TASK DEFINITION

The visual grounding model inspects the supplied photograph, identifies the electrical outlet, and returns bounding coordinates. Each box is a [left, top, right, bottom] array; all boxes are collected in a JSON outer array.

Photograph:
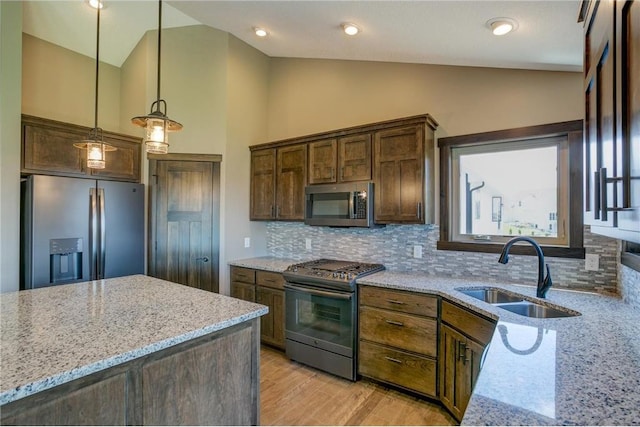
[[413, 245, 423, 259], [585, 253, 599, 271], [244, 237, 250, 248], [305, 238, 312, 250]]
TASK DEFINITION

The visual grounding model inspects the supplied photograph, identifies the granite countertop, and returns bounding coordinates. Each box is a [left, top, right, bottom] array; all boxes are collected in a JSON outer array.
[[229, 255, 301, 272], [231, 257, 640, 426], [0, 274, 268, 406]]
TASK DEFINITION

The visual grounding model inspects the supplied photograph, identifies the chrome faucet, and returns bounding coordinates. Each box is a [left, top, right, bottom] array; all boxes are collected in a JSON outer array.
[[498, 236, 552, 298]]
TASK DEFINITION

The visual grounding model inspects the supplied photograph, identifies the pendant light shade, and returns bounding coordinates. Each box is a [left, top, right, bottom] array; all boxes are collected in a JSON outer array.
[[131, 0, 182, 153], [74, 4, 115, 169]]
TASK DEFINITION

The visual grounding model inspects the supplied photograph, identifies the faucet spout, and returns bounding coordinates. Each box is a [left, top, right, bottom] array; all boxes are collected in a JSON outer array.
[[498, 237, 552, 298]]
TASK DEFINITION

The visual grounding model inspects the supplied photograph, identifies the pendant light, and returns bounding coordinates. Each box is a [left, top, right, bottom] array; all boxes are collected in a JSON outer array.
[[74, 4, 116, 169], [131, 0, 182, 154]]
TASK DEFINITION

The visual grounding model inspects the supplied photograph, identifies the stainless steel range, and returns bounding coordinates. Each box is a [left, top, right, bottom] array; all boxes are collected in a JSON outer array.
[[283, 259, 385, 380]]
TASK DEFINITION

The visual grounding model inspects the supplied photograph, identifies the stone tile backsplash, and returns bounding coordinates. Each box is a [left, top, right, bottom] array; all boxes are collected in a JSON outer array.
[[266, 222, 620, 294]]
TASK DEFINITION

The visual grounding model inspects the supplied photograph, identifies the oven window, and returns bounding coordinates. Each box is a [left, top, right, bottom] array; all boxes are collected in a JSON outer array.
[[286, 287, 354, 348]]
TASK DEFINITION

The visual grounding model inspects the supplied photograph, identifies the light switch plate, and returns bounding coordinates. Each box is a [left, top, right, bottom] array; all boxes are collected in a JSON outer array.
[[244, 237, 251, 248], [585, 253, 599, 271], [305, 238, 312, 250], [413, 245, 423, 259]]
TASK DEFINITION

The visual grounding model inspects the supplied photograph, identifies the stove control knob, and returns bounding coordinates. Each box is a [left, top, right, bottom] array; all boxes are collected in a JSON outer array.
[[347, 273, 353, 280]]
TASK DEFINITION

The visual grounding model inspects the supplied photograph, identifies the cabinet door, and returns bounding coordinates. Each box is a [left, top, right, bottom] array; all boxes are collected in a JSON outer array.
[[616, 0, 640, 238], [439, 324, 485, 422], [256, 286, 285, 349], [90, 135, 141, 182], [338, 133, 372, 182], [309, 139, 337, 184], [276, 144, 307, 220], [231, 282, 256, 302], [374, 126, 424, 223], [584, 0, 617, 227], [22, 119, 86, 177], [250, 148, 276, 220]]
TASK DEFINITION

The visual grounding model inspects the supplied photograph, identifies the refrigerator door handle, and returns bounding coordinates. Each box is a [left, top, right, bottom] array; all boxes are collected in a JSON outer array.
[[90, 188, 98, 280], [98, 187, 106, 280]]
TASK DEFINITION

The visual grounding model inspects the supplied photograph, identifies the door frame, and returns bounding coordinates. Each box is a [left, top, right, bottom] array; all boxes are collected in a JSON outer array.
[[148, 153, 222, 289]]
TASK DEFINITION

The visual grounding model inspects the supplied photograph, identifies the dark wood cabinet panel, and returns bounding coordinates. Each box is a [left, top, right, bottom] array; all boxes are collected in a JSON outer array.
[[231, 281, 256, 302], [374, 125, 426, 223], [1, 373, 127, 426], [581, 0, 640, 243], [309, 138, 337, 184], [256, 286, 285, 349], [276, 144, 307, 220], [250, 148, 277, 220], [21, 115, 142, 182], [142, 326, 254, 426], [339, 133, 372, 182]]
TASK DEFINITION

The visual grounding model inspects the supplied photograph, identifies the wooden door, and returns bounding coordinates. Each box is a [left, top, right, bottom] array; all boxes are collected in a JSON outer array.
[[308, 138, 337, 184], [250, 148, 276, 220], [374, 126, 424, 223], [584, 0, 617, 227], [276, 144, 307, 220], [439, 324, 462, 421], [338, 133, 372, 182], [151, 157, 220, 293]]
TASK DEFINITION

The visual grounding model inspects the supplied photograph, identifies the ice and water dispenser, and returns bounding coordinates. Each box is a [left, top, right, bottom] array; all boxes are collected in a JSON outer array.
[[49, 238, 83, 283]]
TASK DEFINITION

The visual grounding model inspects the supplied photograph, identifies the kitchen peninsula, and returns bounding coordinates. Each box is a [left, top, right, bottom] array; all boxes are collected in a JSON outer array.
[[0, 275, 267, 425]]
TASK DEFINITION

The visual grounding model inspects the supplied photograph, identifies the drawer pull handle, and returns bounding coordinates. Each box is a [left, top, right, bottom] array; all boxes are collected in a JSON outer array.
[[387, 299, 406, 305], [385, 356, 403, 364], [385, 319, 404, 327], [264, 279, 275, 283]]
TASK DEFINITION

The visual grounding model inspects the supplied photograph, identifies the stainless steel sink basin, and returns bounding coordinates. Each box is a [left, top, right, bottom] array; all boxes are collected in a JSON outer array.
[[496, 301, 580, 318], [455, 286, 581, 318], [456, 287, 524, 304]]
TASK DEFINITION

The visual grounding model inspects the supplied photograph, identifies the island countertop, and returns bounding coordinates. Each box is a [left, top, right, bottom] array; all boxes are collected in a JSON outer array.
[[230, 257, 640, 425], [0, 274, 268, 406]]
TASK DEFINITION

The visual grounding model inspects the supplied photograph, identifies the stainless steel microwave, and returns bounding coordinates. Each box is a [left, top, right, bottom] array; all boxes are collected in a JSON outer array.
[[304, 182, 375, 227]]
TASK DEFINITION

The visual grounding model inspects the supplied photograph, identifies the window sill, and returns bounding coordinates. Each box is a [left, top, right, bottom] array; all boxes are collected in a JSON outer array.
[[436, 241, 586, 259]]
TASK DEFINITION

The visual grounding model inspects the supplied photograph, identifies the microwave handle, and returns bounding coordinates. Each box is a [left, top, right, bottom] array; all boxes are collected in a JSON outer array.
[[350, 192, 356, 219]]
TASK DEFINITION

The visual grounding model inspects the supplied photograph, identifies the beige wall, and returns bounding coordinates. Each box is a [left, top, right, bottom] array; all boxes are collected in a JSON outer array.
[[22, 34, 121, 130], [222, 35, 270, 293], [0, 1, 22, 293], [266, 58, 583, 140]]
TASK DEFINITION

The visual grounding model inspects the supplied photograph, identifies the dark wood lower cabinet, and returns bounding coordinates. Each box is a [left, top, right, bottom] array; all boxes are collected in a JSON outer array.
[[256, 286, 285, 349], [0, 320, 259, 426]]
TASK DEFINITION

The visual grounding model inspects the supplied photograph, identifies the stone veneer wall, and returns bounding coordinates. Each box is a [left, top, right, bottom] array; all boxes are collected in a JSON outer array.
[[620, 264, 640, 309], [266, 223, 620, 294]]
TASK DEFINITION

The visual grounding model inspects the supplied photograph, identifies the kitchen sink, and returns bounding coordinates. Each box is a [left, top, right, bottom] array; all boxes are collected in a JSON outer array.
[[456, 287, 524, 304], [496, 301, 580, 318], [455, 286, 581, 318]]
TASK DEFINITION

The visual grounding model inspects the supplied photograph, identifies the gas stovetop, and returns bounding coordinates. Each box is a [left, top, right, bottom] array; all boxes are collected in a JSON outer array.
[[283, 259, 385, 291]]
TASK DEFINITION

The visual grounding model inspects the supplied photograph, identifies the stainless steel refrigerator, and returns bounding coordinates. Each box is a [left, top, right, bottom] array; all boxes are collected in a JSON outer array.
[[21, 175, 145, 289]]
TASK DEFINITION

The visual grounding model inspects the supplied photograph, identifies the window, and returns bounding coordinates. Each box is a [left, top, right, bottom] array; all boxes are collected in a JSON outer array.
[[438, 121, 585, 258]]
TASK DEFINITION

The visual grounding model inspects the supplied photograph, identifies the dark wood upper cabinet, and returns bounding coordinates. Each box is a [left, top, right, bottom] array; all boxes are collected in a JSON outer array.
[[21, 115, 142, 183], [580, 0, 640, 244], [250, 144, 307, 221], [250, 114, 437, 224]]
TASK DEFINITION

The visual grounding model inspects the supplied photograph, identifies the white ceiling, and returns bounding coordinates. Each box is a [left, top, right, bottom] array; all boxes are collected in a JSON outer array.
[[22, 0, 584, 72]]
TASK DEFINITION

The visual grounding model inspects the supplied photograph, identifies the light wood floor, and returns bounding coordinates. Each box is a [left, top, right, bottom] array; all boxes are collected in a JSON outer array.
[[260, 346, 458, 426]]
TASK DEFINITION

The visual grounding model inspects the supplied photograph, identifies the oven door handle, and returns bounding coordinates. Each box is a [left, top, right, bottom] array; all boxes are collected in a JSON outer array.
[[284, 283, 353, 300]]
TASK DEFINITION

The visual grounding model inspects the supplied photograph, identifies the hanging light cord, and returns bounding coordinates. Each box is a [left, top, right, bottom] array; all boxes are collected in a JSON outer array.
[[156, 0, 162, 102], [93, 6, 100, 131]]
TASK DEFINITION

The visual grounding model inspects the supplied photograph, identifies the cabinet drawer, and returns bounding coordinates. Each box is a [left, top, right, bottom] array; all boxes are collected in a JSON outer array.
[[360, 286, 438, 317], [256, 271, 285, 290], [230, 266, 255, 284], [359, 306, 437, 357], [441, 300, 496, 346], [359, 340, 436, 397]]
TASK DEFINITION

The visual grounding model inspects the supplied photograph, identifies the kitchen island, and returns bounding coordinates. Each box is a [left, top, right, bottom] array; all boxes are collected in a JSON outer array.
[[231, 256, 640, 426], [0, 274, 268, 425]]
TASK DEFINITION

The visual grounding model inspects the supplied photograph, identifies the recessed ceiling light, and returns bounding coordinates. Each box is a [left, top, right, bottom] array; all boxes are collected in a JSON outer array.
[[342, 23, 360, 36], [253, 27, 268, 37], [486, 17, 518, 36], [87, 0, 104, 9]]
